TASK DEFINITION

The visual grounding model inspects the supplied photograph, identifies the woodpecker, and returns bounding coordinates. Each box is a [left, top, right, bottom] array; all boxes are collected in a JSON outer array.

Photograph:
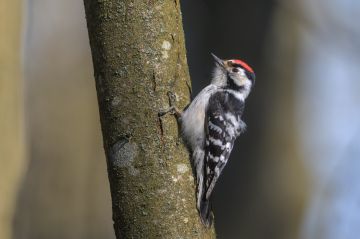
[[160, 53, 255, 227]]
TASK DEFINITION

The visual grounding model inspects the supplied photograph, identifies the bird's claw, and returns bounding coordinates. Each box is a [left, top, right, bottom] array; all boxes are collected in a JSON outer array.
[[158, 91, 182, 118], [167, 91, 177, 107], [158, 106, 181, 118]]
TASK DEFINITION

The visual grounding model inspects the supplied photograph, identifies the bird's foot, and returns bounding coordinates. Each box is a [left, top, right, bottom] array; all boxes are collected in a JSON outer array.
[[158, 91, 182, 118], [158, 106, 182, 118]]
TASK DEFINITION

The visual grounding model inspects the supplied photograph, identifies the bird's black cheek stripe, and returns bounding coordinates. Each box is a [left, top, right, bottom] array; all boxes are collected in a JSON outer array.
[[226, 74, 244, 91], [245, 72, 256, 84]]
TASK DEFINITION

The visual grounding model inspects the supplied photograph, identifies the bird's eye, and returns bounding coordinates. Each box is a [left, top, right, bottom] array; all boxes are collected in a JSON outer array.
[[232, 68, 239, 73]]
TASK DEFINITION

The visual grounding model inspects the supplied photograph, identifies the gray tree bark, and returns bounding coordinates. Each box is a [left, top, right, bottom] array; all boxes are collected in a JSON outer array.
[[83, 0, 216, 238]]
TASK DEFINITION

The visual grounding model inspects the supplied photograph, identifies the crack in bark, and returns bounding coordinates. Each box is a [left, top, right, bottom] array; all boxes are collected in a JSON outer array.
[[152, 70, 157, 92], [157, 117, 165, 145]]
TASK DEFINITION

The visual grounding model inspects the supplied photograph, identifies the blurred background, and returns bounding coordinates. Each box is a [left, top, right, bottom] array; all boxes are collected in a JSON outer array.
[[1, 0, 360, 238]]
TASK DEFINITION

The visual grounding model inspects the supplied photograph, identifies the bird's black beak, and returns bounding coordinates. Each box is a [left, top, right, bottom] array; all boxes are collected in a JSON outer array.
[[211, 53, 225, 68]]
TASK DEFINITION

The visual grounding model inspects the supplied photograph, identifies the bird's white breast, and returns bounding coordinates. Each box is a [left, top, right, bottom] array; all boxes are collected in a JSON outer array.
[[181, 84, 218, 150]]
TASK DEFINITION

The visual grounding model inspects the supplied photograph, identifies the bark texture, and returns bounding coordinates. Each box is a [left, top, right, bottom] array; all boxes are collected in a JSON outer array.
[[0, 1, 26, 239], [83, 0, 216, 238]]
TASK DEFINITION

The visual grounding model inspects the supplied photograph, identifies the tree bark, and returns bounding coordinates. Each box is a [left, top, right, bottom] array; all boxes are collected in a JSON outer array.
[[83, 0, 215, 238], [0, 1, 26, 239]]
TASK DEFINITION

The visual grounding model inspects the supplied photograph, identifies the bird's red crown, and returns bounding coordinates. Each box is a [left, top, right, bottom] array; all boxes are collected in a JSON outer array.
[[231, 59, 254, 73]]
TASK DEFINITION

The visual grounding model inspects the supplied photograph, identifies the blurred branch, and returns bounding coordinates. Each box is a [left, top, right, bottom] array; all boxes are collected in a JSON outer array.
[[83, 0, 215, 238], [0, 1, 26, 239]]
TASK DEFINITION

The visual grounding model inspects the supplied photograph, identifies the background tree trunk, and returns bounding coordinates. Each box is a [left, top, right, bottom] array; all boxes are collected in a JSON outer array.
[[83, 0, 215, 238], [0, 1, 26, 239], [13, 1, 115, 238]]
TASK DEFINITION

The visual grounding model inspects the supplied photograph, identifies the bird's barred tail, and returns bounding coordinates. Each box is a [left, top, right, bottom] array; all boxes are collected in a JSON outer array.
[[192, 147, 213, 227], [200, 198, 213, 227]]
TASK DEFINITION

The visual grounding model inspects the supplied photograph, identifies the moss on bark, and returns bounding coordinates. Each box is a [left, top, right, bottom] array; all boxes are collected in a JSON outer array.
[[83, 0, 216, 238]]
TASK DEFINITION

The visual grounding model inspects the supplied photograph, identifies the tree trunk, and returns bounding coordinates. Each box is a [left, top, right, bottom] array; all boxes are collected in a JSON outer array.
[[83, 0, 216, 238], [0, 1, 26, 239]]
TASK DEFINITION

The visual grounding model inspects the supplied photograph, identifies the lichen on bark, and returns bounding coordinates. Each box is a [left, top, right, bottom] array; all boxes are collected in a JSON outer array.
[[83, 0, 216, 238]]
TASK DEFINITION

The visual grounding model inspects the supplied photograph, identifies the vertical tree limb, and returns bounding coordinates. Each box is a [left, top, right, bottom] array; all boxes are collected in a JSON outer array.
[[83, 0, 216, 237], [0, 1, 26, 239]]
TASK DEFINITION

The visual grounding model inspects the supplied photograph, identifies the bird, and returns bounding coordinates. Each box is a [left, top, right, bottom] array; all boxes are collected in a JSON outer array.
[[160, 53, 255, 227]]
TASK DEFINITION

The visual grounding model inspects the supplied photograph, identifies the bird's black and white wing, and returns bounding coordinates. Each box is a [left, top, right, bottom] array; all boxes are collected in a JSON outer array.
[[199, 91, 245, 226]]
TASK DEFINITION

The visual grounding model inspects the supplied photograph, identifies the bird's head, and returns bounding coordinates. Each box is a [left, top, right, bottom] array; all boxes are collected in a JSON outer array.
[[211, 53, 255, 92]]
